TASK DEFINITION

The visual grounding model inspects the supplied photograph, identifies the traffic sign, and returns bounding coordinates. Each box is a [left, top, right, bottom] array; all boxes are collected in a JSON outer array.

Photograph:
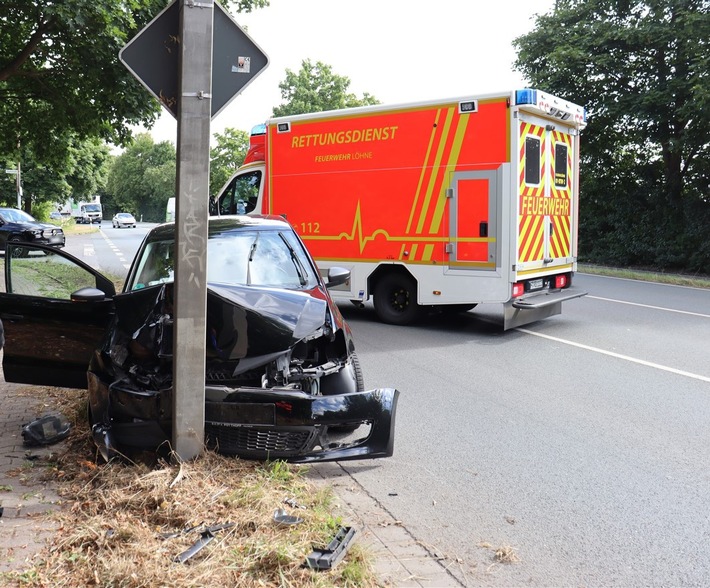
[[119, 0, 268, 119]]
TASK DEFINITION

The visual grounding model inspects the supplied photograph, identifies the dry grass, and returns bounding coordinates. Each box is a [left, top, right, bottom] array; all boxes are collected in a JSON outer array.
[[493, 545, 519, 564], [3, 388, 377, 588]]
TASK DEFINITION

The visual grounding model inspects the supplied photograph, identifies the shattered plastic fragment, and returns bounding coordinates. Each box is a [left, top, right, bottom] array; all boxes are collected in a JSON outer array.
[[273, 508, 304, 526]]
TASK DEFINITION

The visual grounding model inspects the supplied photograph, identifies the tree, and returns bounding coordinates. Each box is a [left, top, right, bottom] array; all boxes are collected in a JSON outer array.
[[105, 133, 175, 222], [0, 136, 110, 216], [0, 0, 268, 217], [513, 0, 710, 272], [272, 59, 379, 117], [0, 1, 268, 155], [209, 128, 250, 196]]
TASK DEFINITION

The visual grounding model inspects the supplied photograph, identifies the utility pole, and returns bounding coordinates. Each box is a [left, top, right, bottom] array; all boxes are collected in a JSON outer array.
[[172, 0, 213, 460]]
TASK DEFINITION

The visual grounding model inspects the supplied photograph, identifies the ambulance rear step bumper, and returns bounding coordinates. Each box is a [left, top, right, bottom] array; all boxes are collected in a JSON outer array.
[[512, 287, 587, 310], [504, 287, 587, 330]]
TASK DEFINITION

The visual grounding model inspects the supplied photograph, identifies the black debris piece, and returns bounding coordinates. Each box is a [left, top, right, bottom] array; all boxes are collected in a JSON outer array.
[[21, 413, 71, 446], [305, 526, 356, 570]]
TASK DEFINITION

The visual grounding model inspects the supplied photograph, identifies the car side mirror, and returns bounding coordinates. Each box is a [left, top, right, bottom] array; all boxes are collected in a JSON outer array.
[[326, 267, 350, 289], [71, 287, 109, 302]]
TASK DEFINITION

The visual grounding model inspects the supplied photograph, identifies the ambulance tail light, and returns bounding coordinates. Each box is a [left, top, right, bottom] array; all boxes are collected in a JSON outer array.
[[512, 282, 525, 298], [554, 273, 571, 289]]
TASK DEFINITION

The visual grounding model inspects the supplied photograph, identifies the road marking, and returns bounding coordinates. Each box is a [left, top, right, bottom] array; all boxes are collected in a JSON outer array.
[[100, 229, 132, 269], [587, 295, 710, 319], [518, 329, 710, 384]]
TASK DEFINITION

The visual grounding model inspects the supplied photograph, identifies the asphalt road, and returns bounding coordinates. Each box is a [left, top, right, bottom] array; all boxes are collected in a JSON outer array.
[[330, 275, 710, 587], [66, 228, 710, 586], [64, 222, 153, 279]]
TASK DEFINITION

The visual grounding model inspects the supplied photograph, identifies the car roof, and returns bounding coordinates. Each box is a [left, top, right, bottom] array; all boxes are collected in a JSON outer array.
[[146, 215, 293, 242]]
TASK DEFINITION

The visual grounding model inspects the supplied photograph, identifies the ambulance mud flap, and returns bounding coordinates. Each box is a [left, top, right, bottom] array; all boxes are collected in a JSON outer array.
[[504, 287, 587, 330]]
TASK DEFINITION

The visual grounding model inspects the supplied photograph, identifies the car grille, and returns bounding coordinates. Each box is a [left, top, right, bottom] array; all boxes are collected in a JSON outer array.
[[205, 423, 317, 456]]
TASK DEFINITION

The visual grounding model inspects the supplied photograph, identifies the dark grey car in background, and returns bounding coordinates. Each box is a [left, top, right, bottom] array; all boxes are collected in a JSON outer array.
[[0, 207, 65, 255]]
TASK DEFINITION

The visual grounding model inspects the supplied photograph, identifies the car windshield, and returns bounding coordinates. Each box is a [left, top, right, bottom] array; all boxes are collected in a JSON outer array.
[[1, 209, 36, 223], [129, 229, 316, 290], [117, 214, 132, 218], [83, 204, 100, 212]]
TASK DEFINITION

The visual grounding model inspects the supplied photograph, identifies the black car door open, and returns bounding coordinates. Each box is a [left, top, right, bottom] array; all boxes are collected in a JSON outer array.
[[0, 243, 116, 389]]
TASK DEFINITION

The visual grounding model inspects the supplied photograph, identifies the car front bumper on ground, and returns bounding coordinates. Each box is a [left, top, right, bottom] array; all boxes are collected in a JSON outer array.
[[89, 376, 399, 463]]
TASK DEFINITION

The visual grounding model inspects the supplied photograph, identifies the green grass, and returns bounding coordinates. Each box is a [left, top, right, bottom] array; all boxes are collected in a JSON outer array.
[[578, 264, 710, 289]]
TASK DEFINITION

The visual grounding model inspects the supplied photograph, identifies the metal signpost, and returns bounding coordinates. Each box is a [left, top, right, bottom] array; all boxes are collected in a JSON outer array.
[[120, 0, 268, 460]]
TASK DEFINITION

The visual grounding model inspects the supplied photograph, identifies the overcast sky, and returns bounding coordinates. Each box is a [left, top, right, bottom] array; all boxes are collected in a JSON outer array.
[[142, 0, 556, 144]]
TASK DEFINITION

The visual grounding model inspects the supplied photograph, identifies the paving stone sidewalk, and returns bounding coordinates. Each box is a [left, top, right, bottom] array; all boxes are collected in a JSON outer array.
[[0, 381, 65, 575]]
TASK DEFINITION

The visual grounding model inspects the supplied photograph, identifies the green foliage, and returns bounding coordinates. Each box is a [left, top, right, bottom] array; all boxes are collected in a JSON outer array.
[[105, 133, 176, 222], [0, 1, 268, 157], [0, 0, 268, 218], [0, 136, 110, 214], [210, 127, 250, 196], [272, 59, 380, 117], [513, 0, 710, 272]]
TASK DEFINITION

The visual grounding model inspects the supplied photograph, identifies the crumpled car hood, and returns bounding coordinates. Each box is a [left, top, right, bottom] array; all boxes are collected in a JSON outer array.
[[113, 283, 329, 360]]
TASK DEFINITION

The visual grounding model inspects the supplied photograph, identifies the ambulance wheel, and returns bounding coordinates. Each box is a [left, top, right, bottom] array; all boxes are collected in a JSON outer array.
[[374, 273, 422, 325]]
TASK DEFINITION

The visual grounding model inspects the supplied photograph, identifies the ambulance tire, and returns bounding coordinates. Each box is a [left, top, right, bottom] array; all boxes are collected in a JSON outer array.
[[373, 273, 422, 325]]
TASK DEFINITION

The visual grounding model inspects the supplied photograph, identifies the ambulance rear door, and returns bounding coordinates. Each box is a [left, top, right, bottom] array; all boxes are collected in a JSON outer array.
[[516, 113, 579, 273]]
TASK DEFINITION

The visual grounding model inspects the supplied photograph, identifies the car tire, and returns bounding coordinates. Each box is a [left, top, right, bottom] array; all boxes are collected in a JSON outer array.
[[373, 273, 422, 325], [8, 236, 28, 258], [325, 352, 365, 434]]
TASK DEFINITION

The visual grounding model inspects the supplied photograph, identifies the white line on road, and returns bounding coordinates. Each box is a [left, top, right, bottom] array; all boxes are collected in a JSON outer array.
[[518, 328, 710, 384], [587, 295, 710, 319], [100, 229, 132, 269]]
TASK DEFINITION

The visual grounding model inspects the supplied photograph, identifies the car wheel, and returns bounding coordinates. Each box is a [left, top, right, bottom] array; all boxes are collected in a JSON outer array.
[[373, 273, 422, 325], [8, 236, 28, 258], [325, 352, 365, 434]]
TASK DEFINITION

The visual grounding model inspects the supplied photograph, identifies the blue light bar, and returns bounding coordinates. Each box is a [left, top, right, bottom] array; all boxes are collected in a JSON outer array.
[[515, 89, 587, 126], [250, 123, 267, 136], [515, 89, 537, 105]]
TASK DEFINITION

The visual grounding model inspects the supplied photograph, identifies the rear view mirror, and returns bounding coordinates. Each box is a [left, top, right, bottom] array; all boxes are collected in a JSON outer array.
[[326, 267, 350, 289]]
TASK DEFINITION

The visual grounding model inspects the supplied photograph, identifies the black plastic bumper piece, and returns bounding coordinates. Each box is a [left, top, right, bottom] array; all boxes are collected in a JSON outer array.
[[305, 526, 356, 570]]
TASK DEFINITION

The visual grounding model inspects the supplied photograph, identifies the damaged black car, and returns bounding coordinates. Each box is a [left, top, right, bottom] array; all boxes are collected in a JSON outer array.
[[0, 215, 398, 463]]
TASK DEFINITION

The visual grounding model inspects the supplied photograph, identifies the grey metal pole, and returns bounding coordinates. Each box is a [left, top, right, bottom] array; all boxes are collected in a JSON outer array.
[[16, 161, 21, 210], [172, 0, 213, 460]]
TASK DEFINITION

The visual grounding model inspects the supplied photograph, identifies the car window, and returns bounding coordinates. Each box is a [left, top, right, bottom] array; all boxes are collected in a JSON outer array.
[[129, 229, 316, 291], [132, 240, 174, 289], [3, 249, 99, 299], [1, 209, 35, 223]]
